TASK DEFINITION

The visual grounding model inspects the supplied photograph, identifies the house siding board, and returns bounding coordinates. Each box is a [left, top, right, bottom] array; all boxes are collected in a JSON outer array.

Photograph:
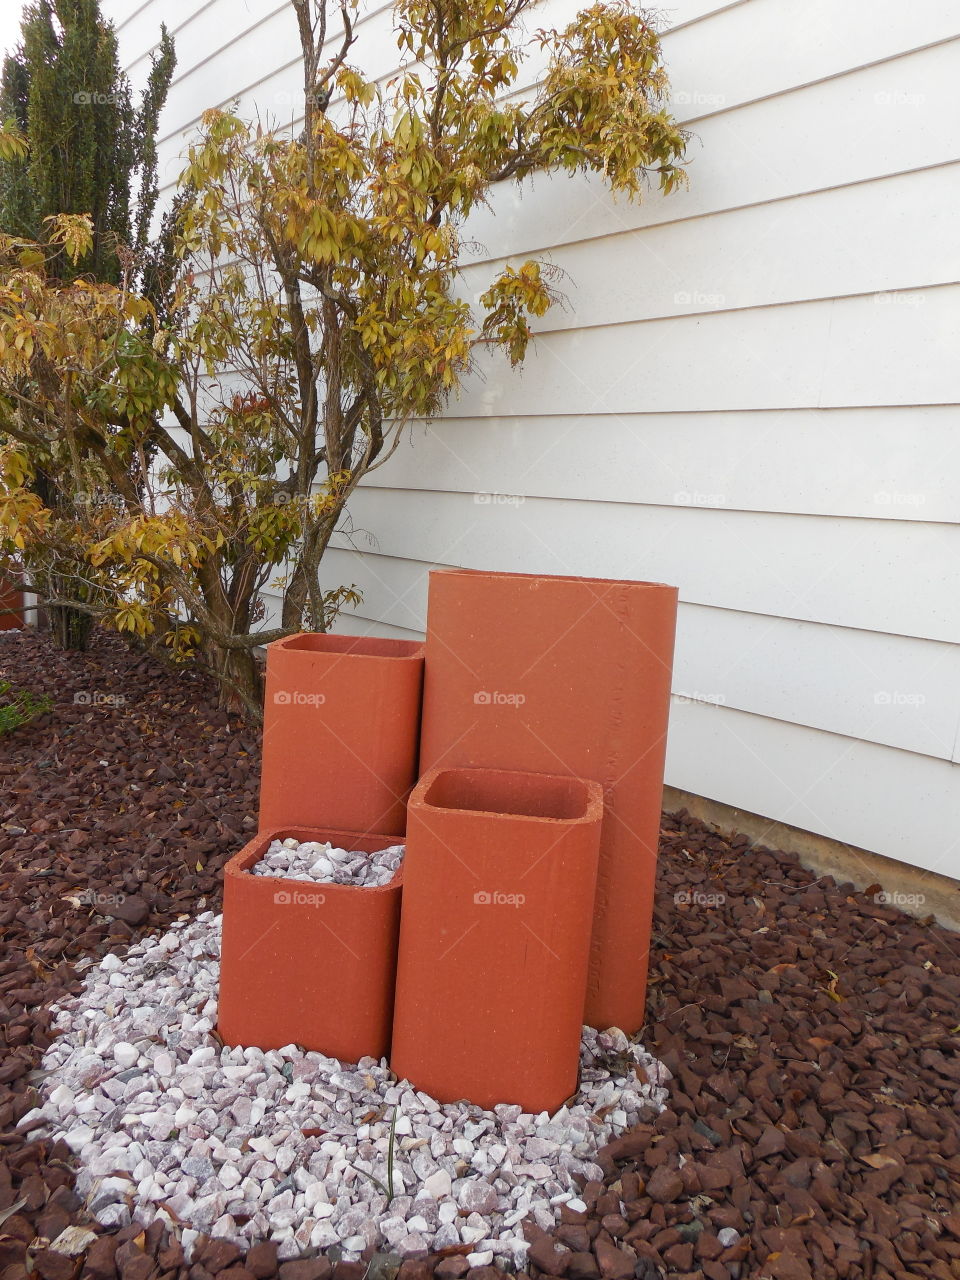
[[103, 0, 960, 878]]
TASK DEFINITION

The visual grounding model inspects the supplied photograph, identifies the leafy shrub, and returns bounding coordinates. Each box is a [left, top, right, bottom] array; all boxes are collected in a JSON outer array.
[[0, 678, 51, 734]]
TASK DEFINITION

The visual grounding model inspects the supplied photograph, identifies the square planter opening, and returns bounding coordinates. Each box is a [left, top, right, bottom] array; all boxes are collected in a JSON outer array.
[[219, 825, 403, 1063], [420, 767, 594, 821], [280, 634, 418, 658]]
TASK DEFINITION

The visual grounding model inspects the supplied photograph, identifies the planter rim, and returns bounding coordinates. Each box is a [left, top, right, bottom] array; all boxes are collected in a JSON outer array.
[[431, 567, 677, 593], [225, 826, 403, 895], [414, 765, 604, 826], [269, 632, 424, 660]]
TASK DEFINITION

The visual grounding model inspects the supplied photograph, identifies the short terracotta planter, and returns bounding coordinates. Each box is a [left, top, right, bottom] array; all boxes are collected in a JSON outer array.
[[391, 765, 603, 1113], [418, 568, 678, 1032], [218, 826, 403, 1062], [259, 633, 424, 836]]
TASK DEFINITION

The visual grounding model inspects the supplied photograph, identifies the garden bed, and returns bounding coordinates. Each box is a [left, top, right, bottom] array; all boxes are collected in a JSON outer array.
[[1, 629, 959, 1280]]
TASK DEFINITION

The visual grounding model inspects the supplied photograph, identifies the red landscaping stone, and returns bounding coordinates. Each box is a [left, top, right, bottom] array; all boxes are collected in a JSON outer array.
[[591, 1237, 634, 1280], [527, 1238, 570, 1275], [645, 1165, 684, 1204], [565, 1254, 599, 1280], [278, 1263, 332, 1280], [243, 1245, 278, 1279], [433, 1261, 469, 1280]]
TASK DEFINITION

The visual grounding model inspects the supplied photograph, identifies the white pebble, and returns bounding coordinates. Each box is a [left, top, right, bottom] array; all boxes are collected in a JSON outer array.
[[112, 1043, 138, 1070], [21, 913, 668, 1262]]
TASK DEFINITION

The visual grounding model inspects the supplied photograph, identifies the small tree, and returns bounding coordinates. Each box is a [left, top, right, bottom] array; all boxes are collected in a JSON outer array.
[[0, 0, 686, 720], [0, 0, 174, 649]]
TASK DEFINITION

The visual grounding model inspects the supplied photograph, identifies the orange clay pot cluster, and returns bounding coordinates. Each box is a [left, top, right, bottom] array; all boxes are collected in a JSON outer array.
[[218, 572, 677, 1113]]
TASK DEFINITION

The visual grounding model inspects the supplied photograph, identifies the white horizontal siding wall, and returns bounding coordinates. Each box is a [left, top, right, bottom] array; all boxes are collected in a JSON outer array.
[[105, 0, 960, 881]]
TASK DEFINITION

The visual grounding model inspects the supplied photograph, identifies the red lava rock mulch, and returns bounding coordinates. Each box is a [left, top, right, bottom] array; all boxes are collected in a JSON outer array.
[[2, 627, 960, 1280]]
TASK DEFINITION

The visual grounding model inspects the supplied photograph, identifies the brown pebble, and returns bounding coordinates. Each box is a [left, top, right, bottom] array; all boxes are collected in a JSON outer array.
[[527, 1238, 570, 1276], [84, 1237, 120, 1280], [31, 1251, 76, 1280], [592, 1239, 634, 1280], [196, 1243, 243, 1275], [332, 1266, 365, 1280], [278, 1265, 331, 1280], [121, 1257, 156, 1280], [557, 1227, 591, 1253], [395, 1264, 432, 1280], [243, 1247, 278, 1280], [566, 1254, 599, 1280], [433, 1261, 468, 1280], [645, 1165, 684, 1205]]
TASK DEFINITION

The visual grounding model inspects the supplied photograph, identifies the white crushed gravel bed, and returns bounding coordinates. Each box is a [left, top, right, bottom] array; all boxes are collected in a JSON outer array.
[[250, 838, 404, 888], [21, 913, 670, 1266]]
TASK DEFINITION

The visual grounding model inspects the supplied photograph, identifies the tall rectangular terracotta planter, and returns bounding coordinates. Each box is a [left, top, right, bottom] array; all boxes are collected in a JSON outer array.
[[391, 765, 604, 1113], [259, 633, 424, 836], [417, 568, 678, 1032], [218, 826, 402, 1062]]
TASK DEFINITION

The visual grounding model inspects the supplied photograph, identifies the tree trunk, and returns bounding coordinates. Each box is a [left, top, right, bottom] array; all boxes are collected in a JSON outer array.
[[49, 602, 95, 651], [214, 642, 265, 724], [31, 468, 95, 651]]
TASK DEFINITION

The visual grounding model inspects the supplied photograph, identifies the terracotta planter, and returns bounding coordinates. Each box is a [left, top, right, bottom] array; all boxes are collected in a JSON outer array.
[[0, 573, 23, 630], [218, 826, 402, 1062], [391, 765, 603, 1113], [259, 633, 424, 836], [418, 568, 678, 1032]]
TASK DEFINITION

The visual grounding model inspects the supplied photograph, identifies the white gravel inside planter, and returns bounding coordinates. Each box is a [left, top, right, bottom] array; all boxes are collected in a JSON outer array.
[[22, 913, 669, 1267], [250, 838, 404, 888]]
